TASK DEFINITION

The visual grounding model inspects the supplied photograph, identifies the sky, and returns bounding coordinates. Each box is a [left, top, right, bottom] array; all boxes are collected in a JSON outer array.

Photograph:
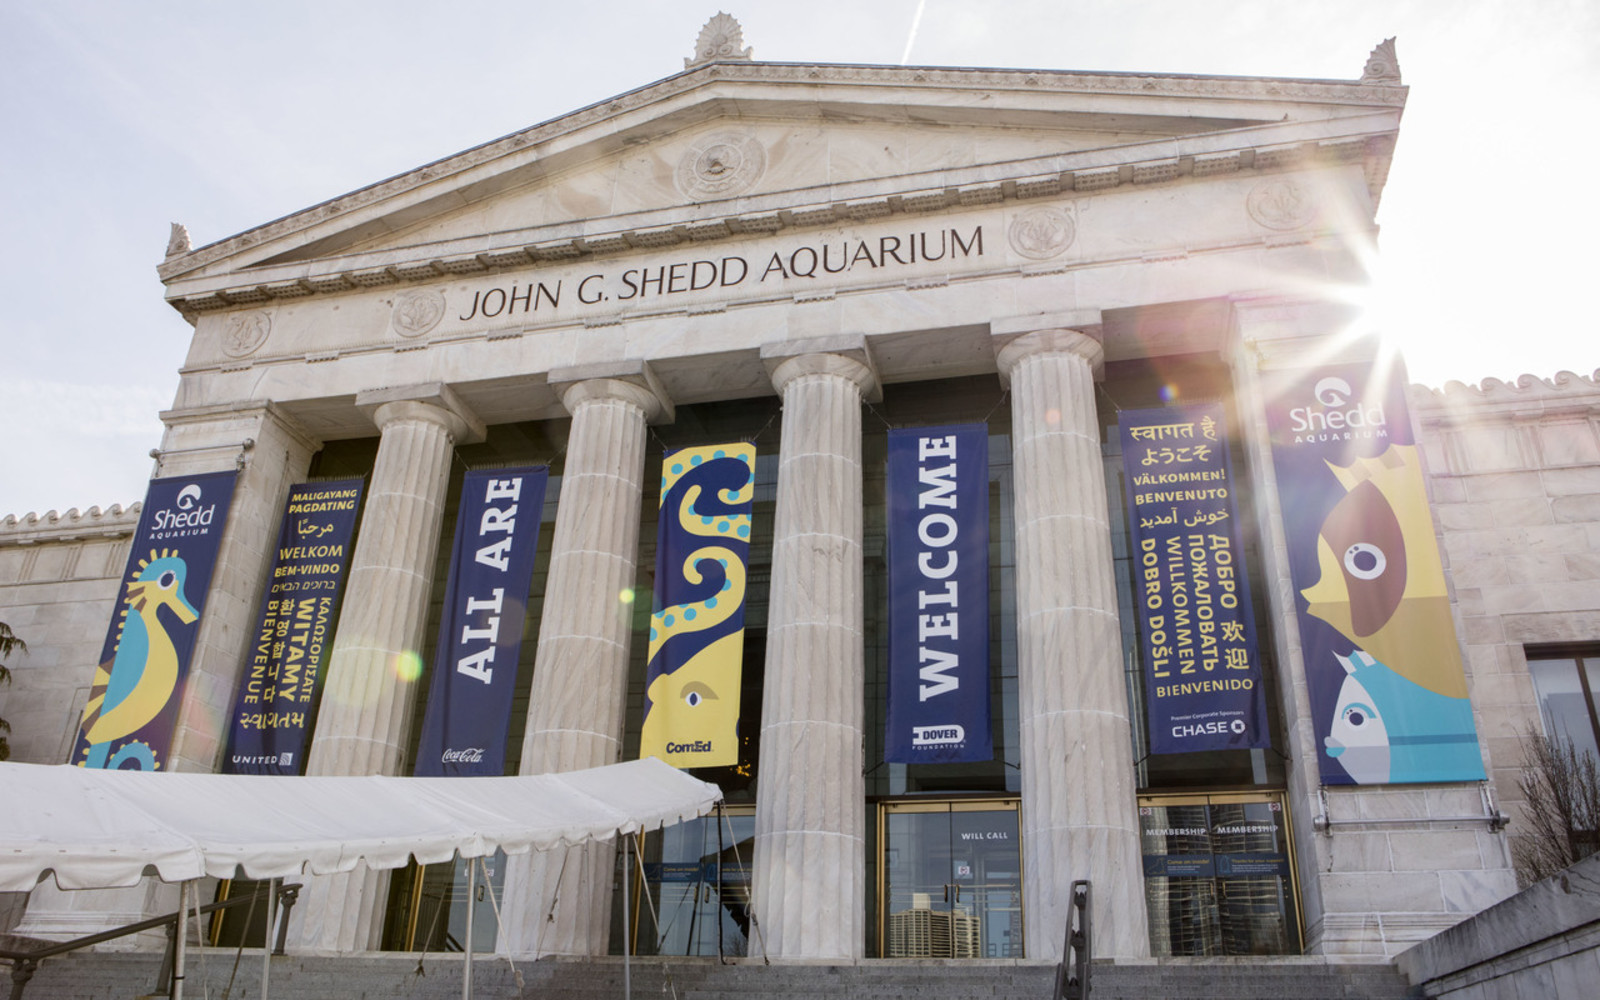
[[2, 0, 1595, 518]]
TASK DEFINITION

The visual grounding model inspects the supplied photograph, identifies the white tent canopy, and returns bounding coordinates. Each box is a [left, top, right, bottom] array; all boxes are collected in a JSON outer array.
[[0, 757, 721, 892]]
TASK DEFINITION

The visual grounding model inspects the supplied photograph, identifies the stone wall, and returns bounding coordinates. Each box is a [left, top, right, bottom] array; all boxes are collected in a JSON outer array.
[[0, 504, 139, 766], [1413, 369, 1600, 879]]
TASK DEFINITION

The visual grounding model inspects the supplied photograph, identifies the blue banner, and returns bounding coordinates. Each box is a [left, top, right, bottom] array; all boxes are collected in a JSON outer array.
[[1119, 405, 1269, 754], [415, 468, 548, 776], [640, 444, 755, 768], [1266, 361, 1484, 785], [885, 424, 992, 764], [222, 479, 364, 775], [73, 471, 238, 770]]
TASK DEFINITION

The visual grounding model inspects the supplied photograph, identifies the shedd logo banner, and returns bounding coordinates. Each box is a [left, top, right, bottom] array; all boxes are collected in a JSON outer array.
[[1266, 361, 1484, 786], [1119, 404, 1268, 755], [640, 443, 755, 769], [222, 478, 364, 775], [73, 471, 237, 770], [885, 424, 992, 764], [416, 468, 548, 776]]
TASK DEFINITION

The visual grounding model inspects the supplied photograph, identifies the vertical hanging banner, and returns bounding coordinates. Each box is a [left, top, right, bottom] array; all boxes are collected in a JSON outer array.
[[415, 467, 549, 776], [221, 479, 364, 775], [1119, 405, 1269, 754], [885, 424, 992, 764], [640, 444, 755, 768], [73, 471, 238, 770], [1266, 361, 1484, 785]]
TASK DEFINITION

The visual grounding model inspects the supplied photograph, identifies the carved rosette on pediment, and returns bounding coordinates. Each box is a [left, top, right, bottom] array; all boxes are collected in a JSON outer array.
[[1007, 206, 1076, 260], [220, 310, 271, 358], [685, 12, 753, 69], [676, 131, 766, 201], [391, 289, 447, 338], [1246, 177, 1317, 231]]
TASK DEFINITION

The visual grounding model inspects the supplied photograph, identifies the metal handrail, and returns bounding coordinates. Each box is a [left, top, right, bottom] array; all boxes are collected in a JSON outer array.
[[1053, 880, 1091, 1000], [2, 882, 298, 1000]]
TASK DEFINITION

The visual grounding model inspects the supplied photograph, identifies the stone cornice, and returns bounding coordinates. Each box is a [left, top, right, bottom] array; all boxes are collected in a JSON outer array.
[[158, 59, 1403, 318], [1409, 369, 1600, 424], [0, 502, 142, 545]]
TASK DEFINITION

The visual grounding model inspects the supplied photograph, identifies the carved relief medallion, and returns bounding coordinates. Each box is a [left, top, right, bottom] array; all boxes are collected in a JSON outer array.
[[392, 289, 446, 338], [1247, 178, 1316, 231], [677, 131, 766, 200], [220, 311, 271, 358], [1007, 206, 1076, 260]]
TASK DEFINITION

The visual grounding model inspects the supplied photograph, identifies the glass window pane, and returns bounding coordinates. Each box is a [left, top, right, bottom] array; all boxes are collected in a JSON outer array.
[[1529, 658, 1600, 763]]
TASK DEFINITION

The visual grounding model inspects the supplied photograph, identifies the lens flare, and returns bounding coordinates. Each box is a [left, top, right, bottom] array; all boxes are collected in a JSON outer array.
[[619, 588, 636, 605], [393, 650, 424, 682]]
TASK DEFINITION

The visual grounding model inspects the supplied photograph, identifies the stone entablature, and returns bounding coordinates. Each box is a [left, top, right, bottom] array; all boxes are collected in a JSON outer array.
[[0, 503, 142, 545]]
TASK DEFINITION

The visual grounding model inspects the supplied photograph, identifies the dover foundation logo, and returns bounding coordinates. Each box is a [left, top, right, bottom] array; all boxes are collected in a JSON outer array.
[[911, 724, 966, 747]]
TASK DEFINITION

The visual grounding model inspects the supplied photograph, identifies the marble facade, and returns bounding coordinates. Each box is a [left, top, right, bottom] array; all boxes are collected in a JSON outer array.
[[3, 22, 1593, 963]]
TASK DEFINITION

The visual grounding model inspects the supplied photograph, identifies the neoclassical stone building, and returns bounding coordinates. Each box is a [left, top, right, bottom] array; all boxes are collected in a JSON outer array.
[[3, 19, 1598, 965]]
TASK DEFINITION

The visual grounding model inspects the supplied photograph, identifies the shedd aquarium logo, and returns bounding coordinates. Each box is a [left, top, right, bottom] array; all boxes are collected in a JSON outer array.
[[151, 482, 221, 540], [1286, 376, 1388, 444]]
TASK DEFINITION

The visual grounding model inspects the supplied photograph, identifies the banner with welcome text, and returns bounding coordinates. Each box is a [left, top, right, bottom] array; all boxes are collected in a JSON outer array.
[[885, 424, 992, 764], [222, 478, 363, 775], [1119, 404, 1268, 755]]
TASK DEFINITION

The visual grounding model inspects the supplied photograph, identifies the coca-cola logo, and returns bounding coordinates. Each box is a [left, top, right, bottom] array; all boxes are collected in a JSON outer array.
[[441, 747, 486, 764]]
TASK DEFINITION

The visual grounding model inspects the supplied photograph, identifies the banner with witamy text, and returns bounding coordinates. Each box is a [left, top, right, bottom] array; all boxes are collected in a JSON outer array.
[[73, 471, 238, 770], [885, 424, 992, 764], [1265, 361, 1484, 785], [1119, 405, 1268, 754], [415, 467, 549, 776], [222, 479, 364, 775], [640, 444, 755, 768]]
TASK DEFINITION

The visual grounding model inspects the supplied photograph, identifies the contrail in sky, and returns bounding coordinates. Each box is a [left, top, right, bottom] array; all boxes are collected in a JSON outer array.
[[900, 0, 926, 65]]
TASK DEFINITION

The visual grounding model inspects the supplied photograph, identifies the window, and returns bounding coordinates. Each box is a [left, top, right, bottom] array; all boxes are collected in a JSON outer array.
[[1527, 651, 1600, 763]]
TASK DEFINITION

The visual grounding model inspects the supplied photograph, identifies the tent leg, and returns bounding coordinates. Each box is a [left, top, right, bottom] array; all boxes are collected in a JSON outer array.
[[173, 881, 189, 1000], [262, 878, 277, 1000], [622, 836, 631, 1000], [463, 856, 476, 1000]]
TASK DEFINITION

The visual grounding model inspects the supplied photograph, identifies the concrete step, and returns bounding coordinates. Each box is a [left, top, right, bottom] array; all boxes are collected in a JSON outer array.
[[10, 952, 1423, 1000]]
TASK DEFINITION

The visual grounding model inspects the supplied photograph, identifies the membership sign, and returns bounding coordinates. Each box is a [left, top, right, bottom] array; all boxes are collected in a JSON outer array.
[[1119, 405, 1268, 754]]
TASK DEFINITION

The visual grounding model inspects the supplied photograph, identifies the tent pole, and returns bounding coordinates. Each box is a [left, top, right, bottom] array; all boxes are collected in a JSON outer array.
[[173, 881, 189, 1000], [263, 878, 277, 1000], [622, 834, 631, 1000], [463, 856, 476, 1000]]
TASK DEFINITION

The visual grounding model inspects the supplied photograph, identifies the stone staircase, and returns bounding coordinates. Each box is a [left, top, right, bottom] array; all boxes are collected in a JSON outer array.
[[11, 952, 1424, 1000]]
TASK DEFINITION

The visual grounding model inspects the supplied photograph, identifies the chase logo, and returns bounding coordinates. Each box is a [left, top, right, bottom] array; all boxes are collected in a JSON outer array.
[[1172, 719, 1247, 739], [912, 724, 965, 746]]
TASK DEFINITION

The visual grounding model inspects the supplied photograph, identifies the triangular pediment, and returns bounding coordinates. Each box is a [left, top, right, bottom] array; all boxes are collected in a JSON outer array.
[[160, 60, 1405, 312]]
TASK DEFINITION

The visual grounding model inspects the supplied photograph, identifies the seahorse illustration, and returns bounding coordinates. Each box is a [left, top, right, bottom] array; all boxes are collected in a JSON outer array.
[[641, 445, 754, 766], [1302, 445, 1483, 783], [78, 549, 198, 770]]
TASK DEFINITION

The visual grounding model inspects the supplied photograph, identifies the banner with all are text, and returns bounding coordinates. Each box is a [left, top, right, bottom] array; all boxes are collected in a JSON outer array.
[[1119, 405, 1268, 755], [415, 467, 548, 776], [74, 471, 238, 770], [885, 424, 992, 764], [222, 479, 363, 775]]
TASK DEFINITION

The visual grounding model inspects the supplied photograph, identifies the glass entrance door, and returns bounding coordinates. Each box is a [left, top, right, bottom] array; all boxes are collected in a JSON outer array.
[[879, 800, 1022, 958], [631, 806, 754, 957], [1139, 791, 1301, 955]]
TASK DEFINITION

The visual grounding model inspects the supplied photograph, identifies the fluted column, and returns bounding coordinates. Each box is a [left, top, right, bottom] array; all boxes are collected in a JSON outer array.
[[499, 369, 669, 957], [750, 343, 878, 960], [996, 322, 1150, 959], [291, 384, 482, 954]]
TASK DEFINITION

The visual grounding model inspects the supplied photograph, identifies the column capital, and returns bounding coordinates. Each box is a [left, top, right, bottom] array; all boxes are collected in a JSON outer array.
[[550, 360, 674, 424], [761, 335, 880, 399], [994, 327, 1104, 387], [355, 382, 485, 444]]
